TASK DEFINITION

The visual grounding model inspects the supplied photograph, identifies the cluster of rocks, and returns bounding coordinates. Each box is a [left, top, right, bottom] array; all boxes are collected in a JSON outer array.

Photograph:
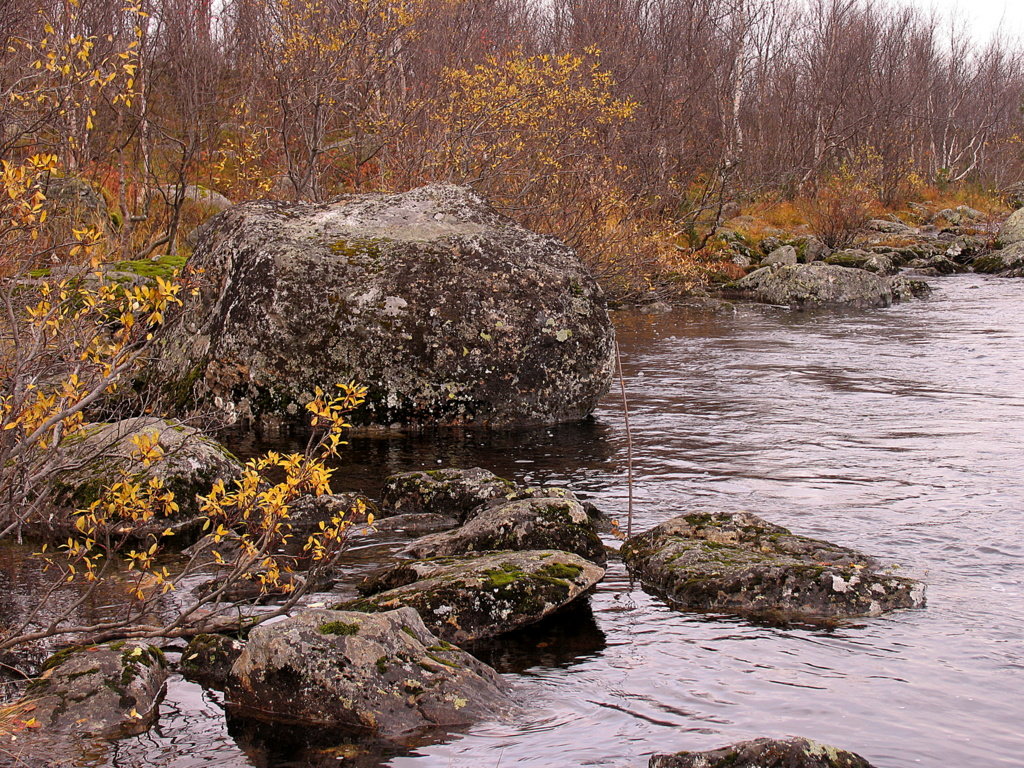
[[8, 463, 924, 767]]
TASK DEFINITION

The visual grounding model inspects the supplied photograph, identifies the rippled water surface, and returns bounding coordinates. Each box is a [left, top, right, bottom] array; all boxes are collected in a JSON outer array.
[[104, 275, 1024, 766]]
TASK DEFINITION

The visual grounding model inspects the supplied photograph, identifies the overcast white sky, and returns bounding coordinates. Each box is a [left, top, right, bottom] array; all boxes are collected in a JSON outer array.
[[903, 0, 1024, 42]]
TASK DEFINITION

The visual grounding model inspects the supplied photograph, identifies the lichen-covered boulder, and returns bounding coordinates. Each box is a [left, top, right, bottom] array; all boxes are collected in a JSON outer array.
[[972, 242, 1024, 275], [649, 737, 876, 768], [20, 642, 168, 740], [39, 417, 241, 540], [403, 496, 606, 565], [998, 206, 1024, 246], [343, 550, 604, 644], [225, 608, 510, 739], [621, 512, 925, 621], [181, 633, 245, 691], [727, 263, 927, 308], [150, 184, 615, 429], [381, 468, 517, 520]]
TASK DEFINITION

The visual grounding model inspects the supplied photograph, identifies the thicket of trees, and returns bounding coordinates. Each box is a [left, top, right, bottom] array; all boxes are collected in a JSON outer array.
[[2, 0, 1024, 290]]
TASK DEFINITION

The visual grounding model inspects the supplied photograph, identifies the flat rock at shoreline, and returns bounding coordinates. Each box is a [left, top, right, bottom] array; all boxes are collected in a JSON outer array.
[[342, 549, 605, 644], [621, 512, 925, 622]]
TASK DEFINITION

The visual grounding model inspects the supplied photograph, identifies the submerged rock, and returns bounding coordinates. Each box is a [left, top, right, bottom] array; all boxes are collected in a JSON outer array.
[[620, 512, 925, 621], [403, 496, 606, 565], [344, 550, 604, 644], [20, 642, 168, 740], [150, 184, 615, 429], [226, 607, 510, 739], [649, 737, 876, 768], [39, 417, 241, 540], [726, 263, 927, 308]]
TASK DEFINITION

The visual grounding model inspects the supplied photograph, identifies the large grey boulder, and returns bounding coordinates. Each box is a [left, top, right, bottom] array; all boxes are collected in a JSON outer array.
[[151, 184, 615, 429], [727, 263, 927, 308], [39, 417, 241, 540], [621, 512, 925, 621], [19, 642, 167, 740], [403, 496, 606, 565], [226, 607, 510, 738], [650, 737, 876, 768], [343, 550, 604, 644]]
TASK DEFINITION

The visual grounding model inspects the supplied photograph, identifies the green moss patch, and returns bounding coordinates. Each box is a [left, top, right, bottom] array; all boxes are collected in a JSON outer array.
[[319, 621, 360, 636]]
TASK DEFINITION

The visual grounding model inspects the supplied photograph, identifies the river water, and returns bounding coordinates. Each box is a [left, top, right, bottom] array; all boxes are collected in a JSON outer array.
[[60, 274, 1024, 766]]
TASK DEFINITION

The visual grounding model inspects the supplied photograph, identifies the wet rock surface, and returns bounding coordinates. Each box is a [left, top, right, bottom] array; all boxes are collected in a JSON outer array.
[[403, 496, 606, 564], [225, 607, 511, 739], [343, 550, 604, 644], [150, 184, 615, 429], [649, 737, 876, 768], [621, 512, 925, 621], [726, 263, 928, 308]]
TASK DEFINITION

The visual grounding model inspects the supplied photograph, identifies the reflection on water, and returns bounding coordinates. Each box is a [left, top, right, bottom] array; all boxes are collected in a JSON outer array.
[[12, 274, 1024, 767]]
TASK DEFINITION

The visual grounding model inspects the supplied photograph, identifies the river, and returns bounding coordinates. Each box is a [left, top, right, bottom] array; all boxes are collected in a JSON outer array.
[[47, 274, 1024, 766]]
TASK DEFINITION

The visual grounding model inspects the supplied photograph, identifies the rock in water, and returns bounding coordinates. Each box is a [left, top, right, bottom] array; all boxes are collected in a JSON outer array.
[[38, 417, 241, 540], [152, 184, 615, 429], [727, 263, 927, 308], [225, 608, 510, 739], [972, 242, 1024, 275], [649, 737, 876, 768], [621, 512, 925, 621], [403, 496, 606, 565], [181, 633, 246, 691], [381, 468, 518, 520], [344, 550, 605, 644], [21, 642, 168, 739]]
